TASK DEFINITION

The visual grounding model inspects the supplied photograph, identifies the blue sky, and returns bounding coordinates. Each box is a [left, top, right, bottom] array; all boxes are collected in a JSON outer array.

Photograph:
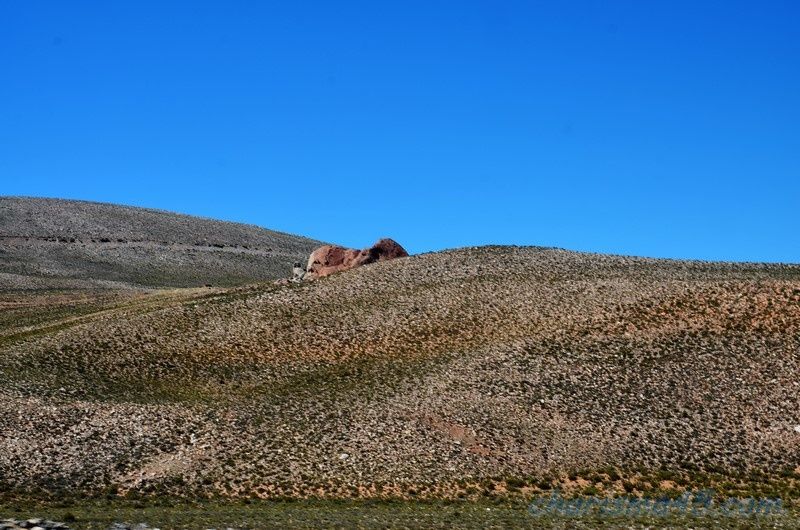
[[2, 1, 798, 262]]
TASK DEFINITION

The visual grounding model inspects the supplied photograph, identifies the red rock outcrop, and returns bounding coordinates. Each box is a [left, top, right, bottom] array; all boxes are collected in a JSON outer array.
[[304, 238, 408, 279]]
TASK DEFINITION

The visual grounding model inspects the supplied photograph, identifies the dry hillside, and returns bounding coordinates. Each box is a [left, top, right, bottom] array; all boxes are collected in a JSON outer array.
[[0, 197, 322, 289], [1, 245, 799, 501]]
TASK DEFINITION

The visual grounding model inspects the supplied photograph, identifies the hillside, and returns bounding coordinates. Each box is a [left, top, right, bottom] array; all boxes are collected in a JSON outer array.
[[0, 197, 322, 289], [1, 245, 799, 502]]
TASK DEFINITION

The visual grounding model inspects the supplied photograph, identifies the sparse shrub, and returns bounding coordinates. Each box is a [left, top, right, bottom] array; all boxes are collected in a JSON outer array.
[[506, 477, 526, 489], [582, 485, 600, 496]]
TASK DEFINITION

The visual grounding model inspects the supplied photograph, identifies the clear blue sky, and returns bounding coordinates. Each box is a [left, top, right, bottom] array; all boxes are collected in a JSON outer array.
[[2, 1, 798, 262]]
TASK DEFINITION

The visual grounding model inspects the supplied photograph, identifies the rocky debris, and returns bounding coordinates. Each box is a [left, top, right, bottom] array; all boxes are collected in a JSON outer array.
[[108, 523, 159, 530], [0, 520, 69, 530], [0, 521, 237, 530], [291, 261, 307, 282], [302, 238, 408, 279]]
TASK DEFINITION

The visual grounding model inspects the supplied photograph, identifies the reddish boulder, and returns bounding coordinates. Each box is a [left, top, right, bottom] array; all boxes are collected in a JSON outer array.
[[305, 238, 408, 279]]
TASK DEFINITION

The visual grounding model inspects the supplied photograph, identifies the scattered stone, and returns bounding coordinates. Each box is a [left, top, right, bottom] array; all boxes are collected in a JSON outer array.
[[106, 524, 159, 530], [0, 521, 69, 530]]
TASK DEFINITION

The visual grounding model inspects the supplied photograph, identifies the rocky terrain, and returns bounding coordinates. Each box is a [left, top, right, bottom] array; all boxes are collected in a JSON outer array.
[[0, 519, 70, 530], [1, 519, 165, 530], [1, 240, 799, 504], [0, 197, 322, 289]]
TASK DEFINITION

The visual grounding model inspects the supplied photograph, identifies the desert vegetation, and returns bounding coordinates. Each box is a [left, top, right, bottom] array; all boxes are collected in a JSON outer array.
[[1, 243, 798, 511]]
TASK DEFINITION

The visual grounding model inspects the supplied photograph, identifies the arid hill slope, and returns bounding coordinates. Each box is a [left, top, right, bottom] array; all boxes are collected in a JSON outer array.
[[1, 246, 799, 500], [0, 197, 322, 289]]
